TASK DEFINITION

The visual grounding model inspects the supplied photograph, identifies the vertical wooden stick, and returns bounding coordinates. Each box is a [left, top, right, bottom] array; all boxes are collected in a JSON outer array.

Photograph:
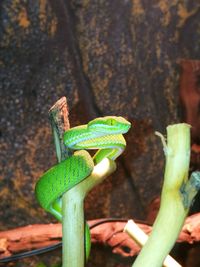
[[49, 96, 70, 162]]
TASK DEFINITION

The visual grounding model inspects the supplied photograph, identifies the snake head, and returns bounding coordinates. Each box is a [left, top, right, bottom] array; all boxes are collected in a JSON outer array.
[[88, 116, 131, 134]]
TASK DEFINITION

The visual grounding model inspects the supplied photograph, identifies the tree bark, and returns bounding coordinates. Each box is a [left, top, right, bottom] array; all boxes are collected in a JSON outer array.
[[0, 213, 200, 260]]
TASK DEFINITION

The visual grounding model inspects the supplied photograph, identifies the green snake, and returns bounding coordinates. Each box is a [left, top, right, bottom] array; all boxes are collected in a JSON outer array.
[[35, 116, 131, 259]]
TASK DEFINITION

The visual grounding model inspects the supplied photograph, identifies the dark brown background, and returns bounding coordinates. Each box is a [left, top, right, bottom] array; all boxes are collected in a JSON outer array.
[[0, 1, 200, 266]]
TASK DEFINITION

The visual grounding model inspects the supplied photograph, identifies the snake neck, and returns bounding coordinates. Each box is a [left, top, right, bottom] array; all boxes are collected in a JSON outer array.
[[64, 125, 103, 148], [64, 127, 126, 162]]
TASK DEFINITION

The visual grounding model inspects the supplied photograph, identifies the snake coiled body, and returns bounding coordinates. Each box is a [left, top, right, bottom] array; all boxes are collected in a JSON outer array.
[[35, 116, 131, 259]]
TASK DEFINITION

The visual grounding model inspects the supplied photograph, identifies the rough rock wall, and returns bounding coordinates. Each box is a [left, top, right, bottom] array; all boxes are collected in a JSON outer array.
[[0, 1, 200, 266]]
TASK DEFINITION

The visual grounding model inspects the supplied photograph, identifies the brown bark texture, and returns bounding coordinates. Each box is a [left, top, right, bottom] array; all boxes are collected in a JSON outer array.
[[0, 213, 200, 260]]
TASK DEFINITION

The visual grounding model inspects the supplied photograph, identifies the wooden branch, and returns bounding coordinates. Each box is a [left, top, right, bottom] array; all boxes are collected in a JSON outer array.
[[49, 96, 70, 161], [0, 213, 200, 259]]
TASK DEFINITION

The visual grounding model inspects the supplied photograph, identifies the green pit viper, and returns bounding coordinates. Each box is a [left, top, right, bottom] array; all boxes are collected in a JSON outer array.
[[35, 116, 131, 259]]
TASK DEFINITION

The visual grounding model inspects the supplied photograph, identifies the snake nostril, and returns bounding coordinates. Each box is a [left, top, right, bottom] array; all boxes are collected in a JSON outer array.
[[121, 245, 131, 254]]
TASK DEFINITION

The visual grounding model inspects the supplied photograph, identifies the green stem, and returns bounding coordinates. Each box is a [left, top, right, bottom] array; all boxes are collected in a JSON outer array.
[[62, 158, 116, 267], [132, 123, 200, 267], [62, 187, 85, 267]]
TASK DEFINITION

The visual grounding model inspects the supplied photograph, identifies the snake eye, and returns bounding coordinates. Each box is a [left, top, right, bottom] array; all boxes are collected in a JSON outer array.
[[107, 118, 117, 126]]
